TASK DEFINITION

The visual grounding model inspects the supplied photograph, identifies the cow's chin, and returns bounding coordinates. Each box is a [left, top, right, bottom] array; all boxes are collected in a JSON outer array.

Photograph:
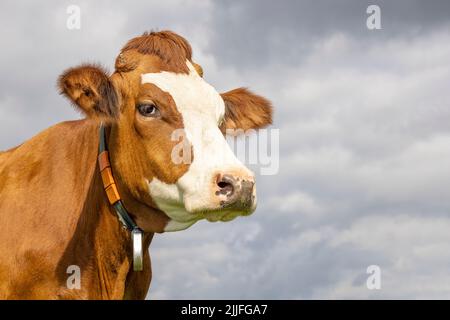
[[203, 206, 256, 222], [160, 201, 257, 232], [163, 207, 256, 232]]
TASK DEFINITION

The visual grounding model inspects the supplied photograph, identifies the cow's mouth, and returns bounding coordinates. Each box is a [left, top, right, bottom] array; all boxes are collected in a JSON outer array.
[[199, 204, 256, 223], [204, 211, 238, 222], [148, 176, 257, 231], [184, 184, 257, 223], [162, 202, 256, 232]]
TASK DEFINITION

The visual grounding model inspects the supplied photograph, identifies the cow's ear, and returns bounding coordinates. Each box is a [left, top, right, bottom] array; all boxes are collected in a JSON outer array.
[[220, 88, 272, 133], [58, 64, 119, 119]]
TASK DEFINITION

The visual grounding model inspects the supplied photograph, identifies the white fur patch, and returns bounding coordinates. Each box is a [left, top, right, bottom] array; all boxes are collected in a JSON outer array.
[[141, 61, 254, 232]]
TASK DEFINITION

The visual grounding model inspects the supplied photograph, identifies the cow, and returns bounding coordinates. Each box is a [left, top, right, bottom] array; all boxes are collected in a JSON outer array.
[[0, 31, 272, 299]]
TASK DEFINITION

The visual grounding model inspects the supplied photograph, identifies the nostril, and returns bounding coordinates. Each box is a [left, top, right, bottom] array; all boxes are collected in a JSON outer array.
[[216, 175, 236, 197], [217, 180, 234, 195], [218, 181, 230, 189]]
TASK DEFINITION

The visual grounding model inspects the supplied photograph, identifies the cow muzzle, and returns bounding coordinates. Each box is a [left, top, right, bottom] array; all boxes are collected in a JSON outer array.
[[215, 172, 256, 213]]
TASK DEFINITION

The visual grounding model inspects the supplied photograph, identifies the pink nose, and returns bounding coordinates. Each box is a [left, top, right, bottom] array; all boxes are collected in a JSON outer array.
[[215, 173, 255, 210]]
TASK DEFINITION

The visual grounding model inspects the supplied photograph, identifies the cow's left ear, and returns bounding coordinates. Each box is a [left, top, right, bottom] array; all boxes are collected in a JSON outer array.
[[220, 88, 272, 133], [58, 64, 119, 119]]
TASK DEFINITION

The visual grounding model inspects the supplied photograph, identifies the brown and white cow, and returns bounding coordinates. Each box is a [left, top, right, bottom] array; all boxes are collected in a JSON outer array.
[[0, 31, 272, 299]]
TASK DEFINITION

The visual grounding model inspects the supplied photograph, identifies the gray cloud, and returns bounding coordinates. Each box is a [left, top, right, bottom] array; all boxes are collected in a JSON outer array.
[[1, 0, 450, 299], [208, 0, 450, 68]]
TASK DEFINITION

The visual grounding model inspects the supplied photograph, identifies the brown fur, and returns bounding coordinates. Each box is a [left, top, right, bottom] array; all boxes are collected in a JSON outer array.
[[0, 121, 160, 299], [120, 31, 193, 74], [58, 64, 119, 119], [221, 88, 273, 133], [0, 30, 272, 300]]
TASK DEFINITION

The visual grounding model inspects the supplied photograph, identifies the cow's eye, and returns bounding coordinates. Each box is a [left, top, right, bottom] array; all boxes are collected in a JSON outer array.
[[137, 103, 160, 117]]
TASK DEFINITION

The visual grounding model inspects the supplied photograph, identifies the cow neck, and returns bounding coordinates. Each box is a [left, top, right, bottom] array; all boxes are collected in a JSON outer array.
[[98, 122, 144, 272]]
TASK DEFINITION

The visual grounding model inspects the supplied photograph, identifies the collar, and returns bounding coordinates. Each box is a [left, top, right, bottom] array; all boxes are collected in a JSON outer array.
[[98, 123, 143, 271]]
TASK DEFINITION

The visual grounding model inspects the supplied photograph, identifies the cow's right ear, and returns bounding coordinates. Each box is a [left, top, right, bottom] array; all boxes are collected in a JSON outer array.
[[58, 64, 119, 119]]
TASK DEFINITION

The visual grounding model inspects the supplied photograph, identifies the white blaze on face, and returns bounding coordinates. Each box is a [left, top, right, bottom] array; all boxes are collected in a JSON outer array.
[[141, 61, 254, 232]]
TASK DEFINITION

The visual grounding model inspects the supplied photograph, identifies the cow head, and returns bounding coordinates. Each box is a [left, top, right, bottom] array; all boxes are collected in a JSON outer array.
[[58, 31, 272, 232]]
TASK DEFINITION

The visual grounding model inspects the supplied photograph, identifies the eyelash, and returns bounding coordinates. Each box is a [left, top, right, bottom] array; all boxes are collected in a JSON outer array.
[[137, 103, 160, 117]]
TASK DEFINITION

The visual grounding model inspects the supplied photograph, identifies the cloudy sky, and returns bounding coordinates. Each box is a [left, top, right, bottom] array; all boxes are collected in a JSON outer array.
[[1, 0, 450, 299]]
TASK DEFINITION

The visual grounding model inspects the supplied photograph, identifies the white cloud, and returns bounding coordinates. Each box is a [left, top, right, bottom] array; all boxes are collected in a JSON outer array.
[[149, 27, 450, 299], [1, 1, 450, 299], [319, 214, 450, 298]]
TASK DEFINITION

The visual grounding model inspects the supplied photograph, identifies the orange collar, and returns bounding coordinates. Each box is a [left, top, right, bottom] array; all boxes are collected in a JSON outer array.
[[98, 123, 143, 271]]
